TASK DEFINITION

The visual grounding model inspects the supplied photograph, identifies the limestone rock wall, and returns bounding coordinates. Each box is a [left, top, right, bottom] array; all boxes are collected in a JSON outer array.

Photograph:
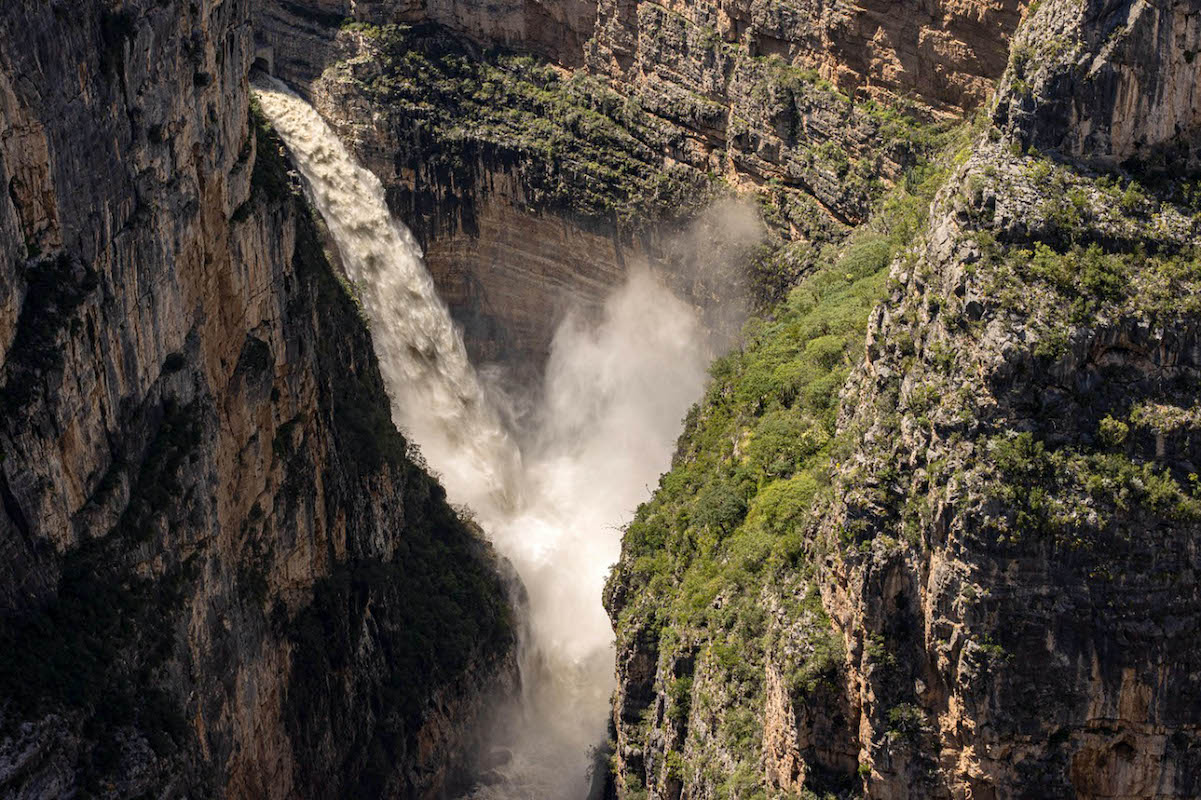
[[819, 136, 1201, 797], [255, 0, 1028, 372], [0, 1, 515, 797], [587, 0, 1025, 117], [603, 0, 1201, 797], [995, 0, 1201, 171]]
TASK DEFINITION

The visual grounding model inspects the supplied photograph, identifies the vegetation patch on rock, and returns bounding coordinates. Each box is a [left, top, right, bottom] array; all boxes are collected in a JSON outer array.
[[603, 119, 974, 798]]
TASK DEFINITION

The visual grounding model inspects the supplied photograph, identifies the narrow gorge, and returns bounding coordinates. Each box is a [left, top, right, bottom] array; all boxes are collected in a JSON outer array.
[[252, 77, 714, 796], [1, 0, 1199, 799]]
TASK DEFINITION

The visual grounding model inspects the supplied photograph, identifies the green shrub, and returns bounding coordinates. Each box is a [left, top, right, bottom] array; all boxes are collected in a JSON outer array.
[[1098, 415, 1129, 448], [747, 411, 826, 478], [886, 703, 929, 744], [750, 473, 819, 537], [837, 235, 893, 280], [693, 478, 748, 535], [1120, 181, 1147, 214], [666, 676, 693, 724]]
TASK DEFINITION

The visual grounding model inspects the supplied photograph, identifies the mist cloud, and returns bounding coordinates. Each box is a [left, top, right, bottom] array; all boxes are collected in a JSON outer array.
[[254, 84, 754, 796]]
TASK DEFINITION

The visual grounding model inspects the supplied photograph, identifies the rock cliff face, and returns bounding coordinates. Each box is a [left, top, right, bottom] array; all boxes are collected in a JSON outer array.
[[995, 0, 1201, 172], [585, 0, 1025, 133], [605, 0, 1201, 798], [6, 0, 1198, 797], [0, 1, 515, 797], [255, 0, 1026, 370]]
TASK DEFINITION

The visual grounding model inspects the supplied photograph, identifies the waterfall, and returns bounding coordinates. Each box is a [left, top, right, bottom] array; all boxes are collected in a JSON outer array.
[[253, 78, 710, 798], [251, 80, 521, 519]]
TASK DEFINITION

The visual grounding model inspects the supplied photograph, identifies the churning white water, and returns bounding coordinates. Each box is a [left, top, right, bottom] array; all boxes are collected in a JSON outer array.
[[254, 78, 711, 798]]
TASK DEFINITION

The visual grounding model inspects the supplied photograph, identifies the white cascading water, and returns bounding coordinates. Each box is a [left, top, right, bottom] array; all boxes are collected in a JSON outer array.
[[254, 79, 711, 798]]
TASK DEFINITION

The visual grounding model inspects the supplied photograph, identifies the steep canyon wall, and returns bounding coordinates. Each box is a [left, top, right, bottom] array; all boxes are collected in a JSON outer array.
[[255, 0, 1027, 370], [5, 0, 1196, 798], [0, 1, 515, 797], [604, 0, 1201, 797]]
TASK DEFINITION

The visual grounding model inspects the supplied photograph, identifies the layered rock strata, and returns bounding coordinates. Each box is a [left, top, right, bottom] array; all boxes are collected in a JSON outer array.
[[255, 0, 1028, 370]]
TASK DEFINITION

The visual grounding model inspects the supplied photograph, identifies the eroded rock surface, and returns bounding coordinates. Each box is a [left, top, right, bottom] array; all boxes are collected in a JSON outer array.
[[604, 1, 1201, 798], [0, 1, 515, 796], [255, 0, 1027, 371]]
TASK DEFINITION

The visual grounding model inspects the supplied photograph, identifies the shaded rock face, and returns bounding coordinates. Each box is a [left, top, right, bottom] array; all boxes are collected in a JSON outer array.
[[0, 1, 515, 797], [995, 0, 1201, 172], [255, 0, 1026, 372]]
